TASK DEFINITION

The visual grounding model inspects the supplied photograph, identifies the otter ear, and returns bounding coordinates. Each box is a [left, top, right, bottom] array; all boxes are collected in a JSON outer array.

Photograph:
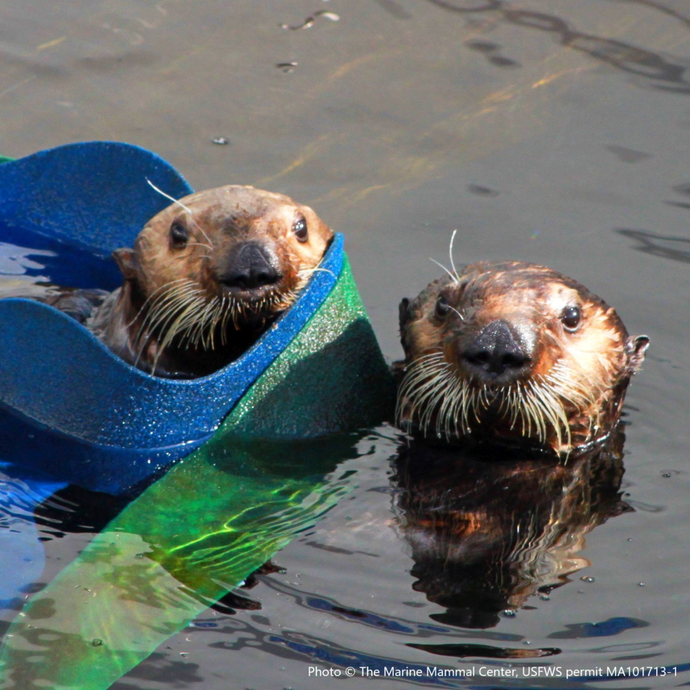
[[399, 298, 411, 329], [112, 248, 139, 282], [626, 335, 650, 374], [399, 297, 413, 356]]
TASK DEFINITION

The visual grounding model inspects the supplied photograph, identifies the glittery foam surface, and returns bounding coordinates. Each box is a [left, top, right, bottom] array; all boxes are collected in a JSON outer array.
[[0, 142, 392, 493]]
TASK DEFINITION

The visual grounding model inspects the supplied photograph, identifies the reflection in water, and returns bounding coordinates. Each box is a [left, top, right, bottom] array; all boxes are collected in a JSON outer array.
[[392, 426, 630, 637], [280, 10, 340, 31], [373, 0, 413, 20], [616, 228, 690, 263], [423, 0, 690, 94], [605, 145, 652, 163], [547, 615, 648, 639], [466, 39, 520, 68], [276, 61, 298, 73]]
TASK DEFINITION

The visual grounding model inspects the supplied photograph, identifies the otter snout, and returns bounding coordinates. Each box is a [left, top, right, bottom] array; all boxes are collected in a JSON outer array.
[[460, 320, 531, 382], [219, 241, 282, 291]]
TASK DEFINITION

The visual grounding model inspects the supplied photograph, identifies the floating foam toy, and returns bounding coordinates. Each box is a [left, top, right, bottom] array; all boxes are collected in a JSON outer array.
[[0, 143, 394, 687], [0, 142, 394, 494]]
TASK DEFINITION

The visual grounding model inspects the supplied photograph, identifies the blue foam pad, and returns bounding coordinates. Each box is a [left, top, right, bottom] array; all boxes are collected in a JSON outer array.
[[0, 141, 193, 258], [0, 142, 343, 492]]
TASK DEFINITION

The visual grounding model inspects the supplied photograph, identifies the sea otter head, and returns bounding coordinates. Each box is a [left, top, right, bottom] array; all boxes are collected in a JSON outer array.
[[112, 185, 333, 359], [397, 261, 649, 455]]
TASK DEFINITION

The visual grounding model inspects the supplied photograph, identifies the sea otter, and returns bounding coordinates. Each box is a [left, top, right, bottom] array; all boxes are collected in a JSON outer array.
[[86, 185, 333, 378], [396, 261, 649, 455]]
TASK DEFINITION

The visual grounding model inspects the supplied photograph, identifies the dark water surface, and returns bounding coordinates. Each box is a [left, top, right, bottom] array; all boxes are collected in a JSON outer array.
[[0, 0, 689, 687]]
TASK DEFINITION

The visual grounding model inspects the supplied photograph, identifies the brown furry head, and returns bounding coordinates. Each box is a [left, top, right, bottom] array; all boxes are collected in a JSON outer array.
[[91, 185, 333, 377], [396, 261, 649, 455]]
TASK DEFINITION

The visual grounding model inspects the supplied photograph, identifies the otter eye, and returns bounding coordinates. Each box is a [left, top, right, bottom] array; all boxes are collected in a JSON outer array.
[[435, 295, 451, 319], [561, 306, 582, 332], [170, 222, 189, 248], [292, 216, 308, 243]]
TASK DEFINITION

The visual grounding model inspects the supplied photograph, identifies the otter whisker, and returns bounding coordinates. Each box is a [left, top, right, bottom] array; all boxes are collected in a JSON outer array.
[[219, 296, 230, 346], [140, 294, 203, 371], [403, 358, 468, 440], [416, 367, 451, 434], [147, 288, 204, 340], [188, 299, 220, 349], [297, 267, 337, 280], [177, 312, 208, 350], [429, 258, 459, 284], [186, 242, 215, 252], [206, 298, 226, 350], [146, 287, 205, 341], [543, 386, 572, 451], [529, 381, 563, 450], [519, 386, 540, 440], [449, 229, 460, 283], [174, 298, 213, 349], [508, 384, 523, 429], [418, 376, 452, 436], [146, 178, 215, 249], [452, 379, 473, 436], [138, 281, 198, 335], [438, 367, 466, 439], [163, 306, 204, 352], [134, 286, 201, 361], [156, 294, 208, 355], [146, 178, 193, 214], [127, 278, 191, 330], [395, 354, 446, 427], [399, 363, 446, 412], [399, 353, 588, 452], [447, 305, 464, 322], [397, 354, 445, 383], [445, 370, 466, 440]]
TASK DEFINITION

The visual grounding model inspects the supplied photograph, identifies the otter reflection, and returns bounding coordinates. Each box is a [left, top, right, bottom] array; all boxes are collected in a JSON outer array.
[[392, 426, 630, 629]]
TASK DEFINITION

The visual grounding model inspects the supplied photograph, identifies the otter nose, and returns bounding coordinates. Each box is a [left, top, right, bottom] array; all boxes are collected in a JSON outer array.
[[221, 242, 281, 290], [461, 320, 529, 378]]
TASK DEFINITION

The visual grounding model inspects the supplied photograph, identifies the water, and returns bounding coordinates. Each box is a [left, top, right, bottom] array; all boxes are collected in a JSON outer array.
[[1, 0, 689, 687]]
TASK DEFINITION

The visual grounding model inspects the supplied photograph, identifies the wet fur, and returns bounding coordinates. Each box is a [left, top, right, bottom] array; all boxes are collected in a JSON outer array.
[[88, 185, 333, 378], [396, 261, 649, 455]]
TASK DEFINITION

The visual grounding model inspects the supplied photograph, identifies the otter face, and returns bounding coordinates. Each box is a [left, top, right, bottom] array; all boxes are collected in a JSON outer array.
[[110, 185, 333, 374], [397, 262, 649, 455]]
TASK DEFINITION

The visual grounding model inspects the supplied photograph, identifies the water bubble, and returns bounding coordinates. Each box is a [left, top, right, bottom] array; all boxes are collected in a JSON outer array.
[[539, 594, 550, 601], [91, 639, 103, 647], [502, 609, 517, 618], [580, 576, 595, 583], [638, 582, 646, 587], [212, 137, 230, 146]]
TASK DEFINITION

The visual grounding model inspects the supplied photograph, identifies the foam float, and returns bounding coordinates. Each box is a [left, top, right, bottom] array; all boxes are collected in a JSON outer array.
[[0, 143, 394, 647], [0, 142, 394, 494]]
